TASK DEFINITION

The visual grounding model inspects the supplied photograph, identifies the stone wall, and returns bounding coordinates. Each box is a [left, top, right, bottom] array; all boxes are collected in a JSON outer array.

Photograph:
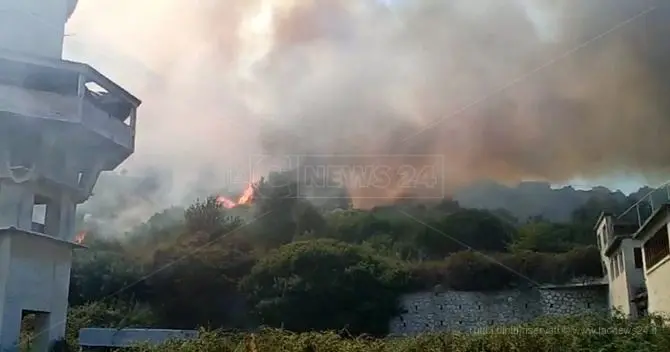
[[389, 284, 609, 335]]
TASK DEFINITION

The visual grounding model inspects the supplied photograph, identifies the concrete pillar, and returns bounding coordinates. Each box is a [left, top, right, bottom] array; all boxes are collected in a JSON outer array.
[[31, 254, 71, 351], [44, 195, 76, 241], [0, 235, 73, 352], [0, 305, 21, 352], [0, 181, 34, 230], [0, 238, 14, 351]]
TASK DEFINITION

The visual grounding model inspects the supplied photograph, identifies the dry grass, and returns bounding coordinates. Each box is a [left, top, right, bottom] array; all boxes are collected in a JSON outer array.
[[122, 315, 670, 352]]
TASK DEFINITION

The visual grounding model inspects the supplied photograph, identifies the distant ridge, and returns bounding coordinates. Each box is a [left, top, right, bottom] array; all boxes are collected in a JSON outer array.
[[453, 180, 654, 223]]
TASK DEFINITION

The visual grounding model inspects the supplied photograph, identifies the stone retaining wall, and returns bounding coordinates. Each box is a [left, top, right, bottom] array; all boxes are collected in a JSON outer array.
[[389, 285, 609, 335]]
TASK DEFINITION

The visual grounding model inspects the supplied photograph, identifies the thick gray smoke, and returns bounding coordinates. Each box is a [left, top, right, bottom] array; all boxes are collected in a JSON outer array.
[[64, 0, 670, 227]]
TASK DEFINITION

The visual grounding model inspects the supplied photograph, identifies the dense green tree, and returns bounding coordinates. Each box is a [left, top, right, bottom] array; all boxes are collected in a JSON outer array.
[[69, 250, 147, 306], [147, 231, 256, 329], [416, 209, 515, 259], [251, 173, 327, 249], [240, 239, 410, 336], [69, 187, 615, 335], [511, 221, 593, 253], [185, 196, 233, 235]]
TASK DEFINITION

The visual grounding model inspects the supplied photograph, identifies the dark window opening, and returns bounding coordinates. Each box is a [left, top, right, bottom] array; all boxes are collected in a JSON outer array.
[[644, 227, 670, 270], [634, 247, 643, 269], [637, 304, 648, 318], [84, 81, 133, 122]]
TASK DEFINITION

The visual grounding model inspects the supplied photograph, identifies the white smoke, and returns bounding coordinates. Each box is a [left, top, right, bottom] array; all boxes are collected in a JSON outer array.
[[62, 0, 670, 231]]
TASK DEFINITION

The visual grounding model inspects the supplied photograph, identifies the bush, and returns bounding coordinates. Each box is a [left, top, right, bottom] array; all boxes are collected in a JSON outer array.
[[240, 239, 411, 336], [410, 246, 603, 291], [125, 315, 670, 352]]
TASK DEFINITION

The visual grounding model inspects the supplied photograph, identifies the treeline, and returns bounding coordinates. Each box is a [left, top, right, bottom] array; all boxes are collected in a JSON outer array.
[[68, 173, 642, 336]]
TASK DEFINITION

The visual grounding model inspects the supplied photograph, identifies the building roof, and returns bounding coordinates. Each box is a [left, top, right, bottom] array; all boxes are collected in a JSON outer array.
[[633, 203, 670, 241], [0, 227, 85, 248], [0, 49, 141, 107], [79, 328, 198, 348]]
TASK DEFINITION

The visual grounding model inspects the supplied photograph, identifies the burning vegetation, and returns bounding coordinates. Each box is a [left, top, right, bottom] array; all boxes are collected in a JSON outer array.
[[216, 183, 255, 209]]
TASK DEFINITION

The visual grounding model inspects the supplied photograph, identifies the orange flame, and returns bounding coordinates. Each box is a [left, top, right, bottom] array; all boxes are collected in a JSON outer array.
[[74, 231, 87, 244], [216, 183, 255, 209]]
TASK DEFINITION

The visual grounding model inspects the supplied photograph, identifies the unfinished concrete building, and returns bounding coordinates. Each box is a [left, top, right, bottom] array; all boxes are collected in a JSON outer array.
[[0, 0, 140, 350]]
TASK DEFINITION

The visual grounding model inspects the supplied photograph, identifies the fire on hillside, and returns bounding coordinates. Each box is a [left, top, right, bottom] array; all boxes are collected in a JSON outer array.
[[216, 183, 255, 209]]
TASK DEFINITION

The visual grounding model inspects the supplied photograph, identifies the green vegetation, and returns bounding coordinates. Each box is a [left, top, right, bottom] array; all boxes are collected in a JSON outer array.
[[59, 313, 670, 352], [60, 173, 662, 350], [129, 315, 670, 352]]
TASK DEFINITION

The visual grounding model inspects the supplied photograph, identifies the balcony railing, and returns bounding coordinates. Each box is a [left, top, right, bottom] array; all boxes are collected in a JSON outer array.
[[617, 182, 670, 227], [0, 49, 140, 150]]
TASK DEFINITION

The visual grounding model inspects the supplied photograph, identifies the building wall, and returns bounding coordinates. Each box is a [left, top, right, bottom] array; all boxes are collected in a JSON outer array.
[[0, 231, 73, 350], [643, 221, 670, 317], [596, 215, 613, 309], [609, 267, 631, 315], [607, 239, 645, 317], [0, 0, 69, 58], [389, 286, 609, 335], [646, 258, 670, 316]]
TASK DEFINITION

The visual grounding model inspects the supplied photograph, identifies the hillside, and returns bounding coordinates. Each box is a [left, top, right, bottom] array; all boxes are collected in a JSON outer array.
[[453, 180, 642, 222], [78, 173, 657, 233]]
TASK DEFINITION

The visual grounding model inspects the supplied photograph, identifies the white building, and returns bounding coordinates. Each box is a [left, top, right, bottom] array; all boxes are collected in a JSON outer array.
[[596, 205, 670, 318], [0, 1, 140, 351]]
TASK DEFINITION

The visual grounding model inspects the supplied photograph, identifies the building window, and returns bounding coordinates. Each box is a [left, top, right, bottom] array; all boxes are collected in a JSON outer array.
[[644, 226, 670, 270], [634, 247, 643, 269], [618, 252, 624, 273]]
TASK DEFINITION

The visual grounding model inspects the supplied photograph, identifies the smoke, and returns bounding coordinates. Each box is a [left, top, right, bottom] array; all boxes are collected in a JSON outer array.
[[63, 0, 670, 224]]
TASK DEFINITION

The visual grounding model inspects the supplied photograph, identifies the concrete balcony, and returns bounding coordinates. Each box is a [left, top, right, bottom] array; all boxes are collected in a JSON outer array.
[[0, 49, 140, 154]]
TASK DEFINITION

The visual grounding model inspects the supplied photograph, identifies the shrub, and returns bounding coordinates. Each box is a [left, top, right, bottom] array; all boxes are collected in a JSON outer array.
[[240, 239, 411, 336], [410, 246, 603, 291], [125, 315, 670, 352]]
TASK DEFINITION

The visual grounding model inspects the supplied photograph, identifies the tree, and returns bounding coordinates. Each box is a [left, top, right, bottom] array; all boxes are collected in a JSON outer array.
[[69, 250, 148, 306], [416, 209, 515, 259], [185, 196, 228, 234], [251, 173, 326, 249], [240, 239, 410, 336], [511, 221, 593, 253], [146, 233, 256, 329]]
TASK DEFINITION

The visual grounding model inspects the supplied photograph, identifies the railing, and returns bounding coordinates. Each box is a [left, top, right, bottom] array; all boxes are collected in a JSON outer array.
[[0, 49, 140, 150], [617, 181, 670, 227]]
